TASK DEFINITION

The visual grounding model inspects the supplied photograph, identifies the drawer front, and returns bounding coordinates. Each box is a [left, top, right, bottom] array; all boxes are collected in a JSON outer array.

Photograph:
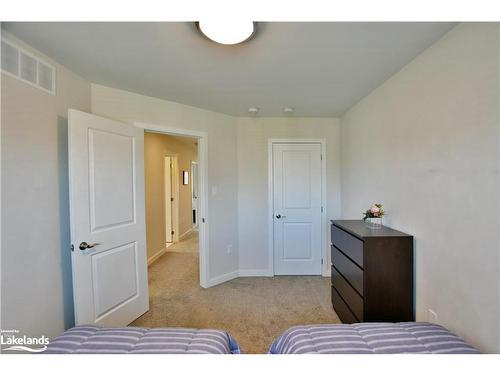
[[332, 246, 364, 296], [331, 225, 364, 267], [331, 286, 358, 324], [331, 266, 364, 321]]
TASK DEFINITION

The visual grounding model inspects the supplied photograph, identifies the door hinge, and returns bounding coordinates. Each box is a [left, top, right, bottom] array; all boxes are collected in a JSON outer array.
[[320, 154, 323, 160], [202, 218, 205, 223], [321, 258, 324, 265], [321, 206, 324, 213], [71, 244, 74, 252], [171, 230, 175, 235], [170, 197, 174, 202]]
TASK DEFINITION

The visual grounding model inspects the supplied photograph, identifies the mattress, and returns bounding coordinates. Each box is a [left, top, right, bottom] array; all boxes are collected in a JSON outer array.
[[269, 322, 478, 354], [45, 325, 241, 354]]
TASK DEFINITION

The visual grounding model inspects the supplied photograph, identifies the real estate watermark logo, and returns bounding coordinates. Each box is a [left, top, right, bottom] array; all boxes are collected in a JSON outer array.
[[1, 329, 49, 353]]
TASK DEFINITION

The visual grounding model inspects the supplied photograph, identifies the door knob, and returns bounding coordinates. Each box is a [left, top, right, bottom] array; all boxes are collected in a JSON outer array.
[[276, 214, 281, 219], [79, 242, 100, 250]]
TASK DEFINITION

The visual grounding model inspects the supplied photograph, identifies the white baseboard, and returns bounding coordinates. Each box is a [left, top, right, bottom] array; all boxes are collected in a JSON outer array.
[[238, 269, 273, 277], [206, 270, 239, 287], [147, 247, 167, 266], [238, 269, 328, 277]]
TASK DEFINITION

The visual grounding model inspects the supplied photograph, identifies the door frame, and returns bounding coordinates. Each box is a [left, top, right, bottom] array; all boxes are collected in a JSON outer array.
[[164, 155, 179, 244], [136, 122, 210, 288], [267, 139, 328, 276]]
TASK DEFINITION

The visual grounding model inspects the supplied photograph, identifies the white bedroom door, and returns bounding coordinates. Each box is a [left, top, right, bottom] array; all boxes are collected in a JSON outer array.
[[68, 109, 149, 326], [273, 143, 322, 275]]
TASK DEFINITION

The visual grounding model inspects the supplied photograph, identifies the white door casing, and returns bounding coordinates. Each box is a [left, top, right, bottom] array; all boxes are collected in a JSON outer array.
[[69, 109, 149, 326], [272, 143, 323, 275]]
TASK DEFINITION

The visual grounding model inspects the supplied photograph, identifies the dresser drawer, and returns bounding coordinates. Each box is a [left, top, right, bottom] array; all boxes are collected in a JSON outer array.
[[331, 225, 364, 267], [331, 266, 364, 321], [332, 246, 364, 296], [331, 286, 358, 324]]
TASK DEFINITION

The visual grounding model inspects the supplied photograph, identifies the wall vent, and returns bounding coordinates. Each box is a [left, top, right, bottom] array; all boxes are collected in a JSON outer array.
[[1, 39, 55, 95]]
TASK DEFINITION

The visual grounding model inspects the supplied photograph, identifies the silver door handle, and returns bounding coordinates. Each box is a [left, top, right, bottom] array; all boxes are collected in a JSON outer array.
[[79, 242, 101, 250]]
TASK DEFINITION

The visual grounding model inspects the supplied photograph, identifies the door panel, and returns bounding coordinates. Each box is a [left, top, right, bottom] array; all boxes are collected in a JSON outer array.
[[89, 129, 135, 231], [282, 151, 312, 208], [283, 223, 312, 260], [273, 143, 322, 275], [69, 109, 148, 326], [92, 242, 138, 318]]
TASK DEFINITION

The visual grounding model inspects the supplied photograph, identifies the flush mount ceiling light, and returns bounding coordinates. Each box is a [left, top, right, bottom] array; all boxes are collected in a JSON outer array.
[[283, 107, 295, 114], [196, 21, 256, 45]]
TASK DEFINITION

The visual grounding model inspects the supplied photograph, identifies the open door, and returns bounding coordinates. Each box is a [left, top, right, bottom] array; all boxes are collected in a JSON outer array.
[[68, 109, 149, 326]]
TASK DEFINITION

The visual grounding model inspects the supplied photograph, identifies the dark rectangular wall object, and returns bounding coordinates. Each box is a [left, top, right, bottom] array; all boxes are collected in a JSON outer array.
[[330, 220, 414, 323]]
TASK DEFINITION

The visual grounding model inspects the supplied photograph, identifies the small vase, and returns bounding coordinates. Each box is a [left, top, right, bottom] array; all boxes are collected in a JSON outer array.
[[365, 217, 383, 229]]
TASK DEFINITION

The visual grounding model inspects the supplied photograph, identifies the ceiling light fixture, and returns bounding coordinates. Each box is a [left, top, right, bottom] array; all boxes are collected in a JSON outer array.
[[248, 107, 259, 115], [196, 21, 256, 45], [283, 107, 295, 114]]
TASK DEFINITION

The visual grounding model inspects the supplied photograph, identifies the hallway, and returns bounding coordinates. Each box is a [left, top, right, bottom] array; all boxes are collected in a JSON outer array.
[[166, 231, 199, 254]]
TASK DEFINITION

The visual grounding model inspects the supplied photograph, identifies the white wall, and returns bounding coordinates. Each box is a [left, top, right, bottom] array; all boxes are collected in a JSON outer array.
[[237, 117, 341, 275], [91, 88, 342, 280], [91, 84, 239, 283], [1, 33, 91, 338], [340, 23, 500, 353]]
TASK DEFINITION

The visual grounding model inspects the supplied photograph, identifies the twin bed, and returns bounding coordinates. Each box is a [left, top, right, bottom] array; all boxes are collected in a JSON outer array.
[[268, 322, 478, 354], [45, 322, 477, 354], [45, 326, 241, 354]]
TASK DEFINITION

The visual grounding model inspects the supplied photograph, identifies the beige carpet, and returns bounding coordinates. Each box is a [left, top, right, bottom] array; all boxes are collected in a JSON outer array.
[[166, 230, 199, 253], [131, 237, 340, 353]]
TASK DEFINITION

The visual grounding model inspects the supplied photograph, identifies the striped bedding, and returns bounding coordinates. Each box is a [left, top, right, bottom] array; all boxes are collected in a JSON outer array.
[[269, 322, 478, 354], [45, 325, 241, 354]]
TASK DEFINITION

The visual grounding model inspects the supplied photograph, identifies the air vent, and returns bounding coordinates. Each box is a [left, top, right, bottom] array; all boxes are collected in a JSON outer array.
[[38, 61, 54, 91], [20, 51, 37, 84], [1, 39, 55, 95]]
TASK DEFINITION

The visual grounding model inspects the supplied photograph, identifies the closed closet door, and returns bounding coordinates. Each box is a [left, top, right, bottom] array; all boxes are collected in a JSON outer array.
[[272, 143, 322, 275]]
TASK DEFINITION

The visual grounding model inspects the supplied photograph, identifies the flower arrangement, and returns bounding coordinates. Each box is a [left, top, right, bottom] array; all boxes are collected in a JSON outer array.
[[363, 203, 385, 220]]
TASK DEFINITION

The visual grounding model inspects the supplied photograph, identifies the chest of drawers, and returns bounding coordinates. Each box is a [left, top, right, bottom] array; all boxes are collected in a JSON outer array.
[[331, 220, 414, 323]]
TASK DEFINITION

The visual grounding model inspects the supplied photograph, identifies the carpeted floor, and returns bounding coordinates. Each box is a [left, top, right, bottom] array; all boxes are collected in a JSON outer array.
[[166, 230, 198, 253], [131, 234, 340, 353]]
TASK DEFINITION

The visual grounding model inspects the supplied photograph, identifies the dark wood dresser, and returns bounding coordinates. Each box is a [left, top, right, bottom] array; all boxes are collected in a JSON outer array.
[[330, 220, 414, 323]]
